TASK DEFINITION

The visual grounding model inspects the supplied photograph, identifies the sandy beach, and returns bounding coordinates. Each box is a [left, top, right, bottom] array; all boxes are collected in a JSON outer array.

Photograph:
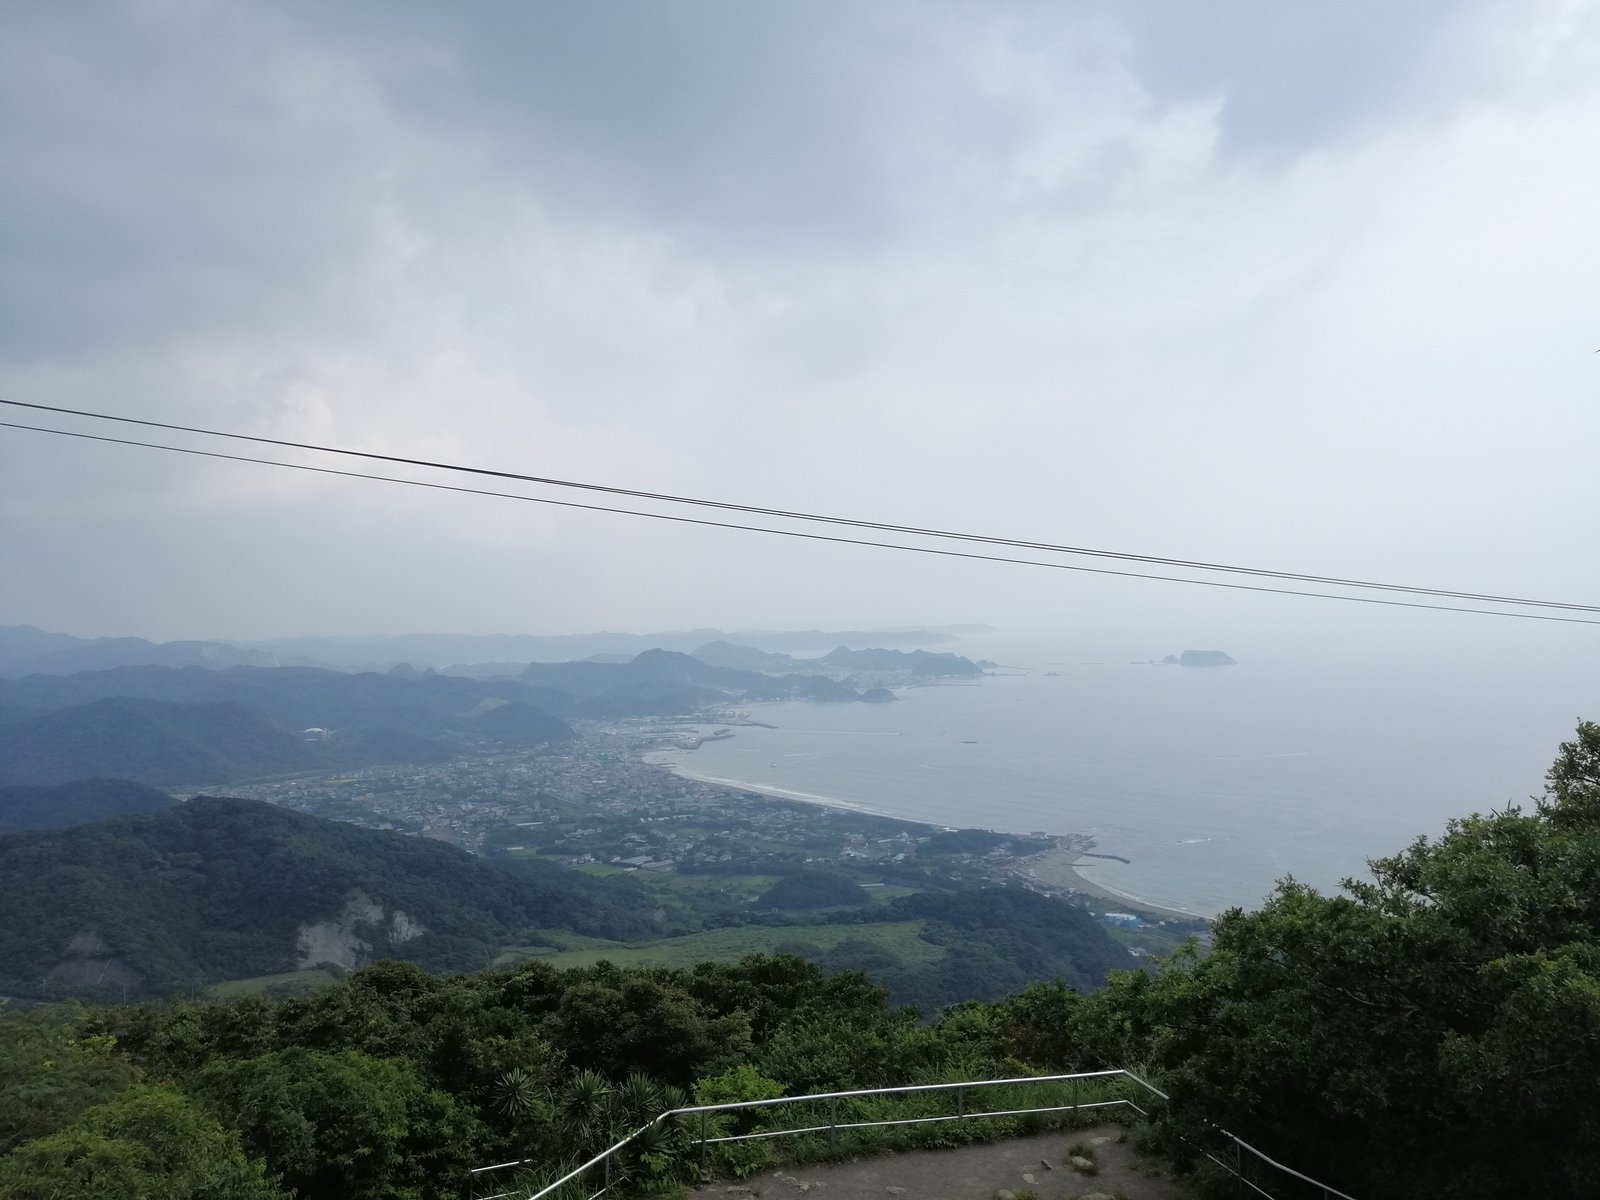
[[646, 756, 904, 820], [650, 752, 1211, 923], [1022, 847, 1210, 923]]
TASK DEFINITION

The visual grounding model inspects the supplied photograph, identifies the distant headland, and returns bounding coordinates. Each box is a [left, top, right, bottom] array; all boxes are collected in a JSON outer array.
[[1164, 649, 1238, 668]]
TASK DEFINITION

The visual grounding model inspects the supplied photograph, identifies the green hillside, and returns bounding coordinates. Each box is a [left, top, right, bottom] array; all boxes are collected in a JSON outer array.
[[0, 698, 320, 786], [0, 667, 575, 786], [0, 797, 660, 996], [0, 778, 175, 834]]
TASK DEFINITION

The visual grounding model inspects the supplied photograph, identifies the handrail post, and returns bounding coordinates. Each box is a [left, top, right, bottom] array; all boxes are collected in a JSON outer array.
[[956, 1085, 965, 1121], [603, 1149, 611, 1193], [830, 1098, 839, 1150], [699, 1110, 708, 1176]]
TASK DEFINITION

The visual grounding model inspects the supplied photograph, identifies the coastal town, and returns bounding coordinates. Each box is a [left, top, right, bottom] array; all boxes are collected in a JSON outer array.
[[205, 721, 1210, 946]]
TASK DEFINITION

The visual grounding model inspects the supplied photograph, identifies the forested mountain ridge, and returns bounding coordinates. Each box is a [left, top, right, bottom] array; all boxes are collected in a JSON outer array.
[[0, 778, 175, 833], [0, 662, 560, 727], [0, 797, 660, 996], [0, 624, 968, 677], [0, 640, 944, 786], [688, 641, 985, 678], [0, 697, 334, 786], [0, 793, 1135, 1011], [0, 649, 885, 746], [0, 624, 277, 677], [0, 664, 575, 786]]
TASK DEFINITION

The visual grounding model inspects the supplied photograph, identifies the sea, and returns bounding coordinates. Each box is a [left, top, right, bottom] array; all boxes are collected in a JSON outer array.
[[646, 632, 1598, 917]]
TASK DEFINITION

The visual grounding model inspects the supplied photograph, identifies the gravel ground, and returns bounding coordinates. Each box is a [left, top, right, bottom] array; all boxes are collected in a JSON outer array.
[[689, 1125, 1190, 1200]]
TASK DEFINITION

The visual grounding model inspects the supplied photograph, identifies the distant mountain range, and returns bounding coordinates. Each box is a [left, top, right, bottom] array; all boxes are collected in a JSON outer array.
[[0, 796, 659, 996], [0, 647, 933, 787], [0, 622, 993, 790], [233, 627, 984, 669], [517, 647, 870, 712], [0, 625, 279, 677], [0, 666, 575, 787], [690, 640, 985, 678], [0, 624, 990, 676], [0, 778, 176, 834], [0, 696, 340, 787]]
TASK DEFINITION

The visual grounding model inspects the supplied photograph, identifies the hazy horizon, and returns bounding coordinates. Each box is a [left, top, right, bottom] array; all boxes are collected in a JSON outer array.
[[3, 1, 1598, 660]]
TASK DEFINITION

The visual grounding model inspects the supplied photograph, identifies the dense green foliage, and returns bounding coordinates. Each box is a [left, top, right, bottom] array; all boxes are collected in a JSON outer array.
[[0, 798, 662, 996], [0, 1013, 286, 1199], [1068, 720, 1600, 1199], [0, 778, 175, 833], [0, 957, 1105, 1200], [871, 889, 1134, 1001]]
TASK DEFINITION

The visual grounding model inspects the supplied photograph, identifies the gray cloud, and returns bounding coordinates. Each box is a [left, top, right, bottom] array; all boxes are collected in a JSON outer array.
[[1111, 0, 1492, 155], [2, 0, 1598, 644]]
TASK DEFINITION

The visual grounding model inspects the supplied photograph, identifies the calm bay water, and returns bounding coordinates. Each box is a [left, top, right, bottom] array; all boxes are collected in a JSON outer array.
[[651, 636, 1596, 916]]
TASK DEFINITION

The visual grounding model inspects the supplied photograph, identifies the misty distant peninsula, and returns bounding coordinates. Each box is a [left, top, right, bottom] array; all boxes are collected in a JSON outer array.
[[0, 625, 994, 787], [1164, 650, 1238, 668]]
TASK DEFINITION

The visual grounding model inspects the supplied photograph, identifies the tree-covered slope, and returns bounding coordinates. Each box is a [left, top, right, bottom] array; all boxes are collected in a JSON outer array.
[[889, 887, 1135, 997], [0, 778, 175, 834], [0, 667, 574, 785], [0, 698, 319, 786], [0, 663, 564, 732], [0, 797, 659, 996]]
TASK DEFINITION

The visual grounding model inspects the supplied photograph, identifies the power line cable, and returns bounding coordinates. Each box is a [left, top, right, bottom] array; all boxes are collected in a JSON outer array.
[[2, 396, 1594, 615], [6, 418, 1599, 627]]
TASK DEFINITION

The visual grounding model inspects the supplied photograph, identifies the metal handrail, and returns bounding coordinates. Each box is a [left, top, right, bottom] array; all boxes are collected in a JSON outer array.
[[470, 1067, 1358, 1200]]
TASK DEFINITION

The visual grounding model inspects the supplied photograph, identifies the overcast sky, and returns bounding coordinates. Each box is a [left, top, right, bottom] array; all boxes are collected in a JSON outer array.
[[2, 0, 1598, 651]]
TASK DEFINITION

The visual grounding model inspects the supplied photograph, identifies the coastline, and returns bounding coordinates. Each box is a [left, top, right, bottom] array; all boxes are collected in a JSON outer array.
[[646, 756, 907, 822], [651, 751, 1211, 923], [1023, 847, 1211, 922]]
